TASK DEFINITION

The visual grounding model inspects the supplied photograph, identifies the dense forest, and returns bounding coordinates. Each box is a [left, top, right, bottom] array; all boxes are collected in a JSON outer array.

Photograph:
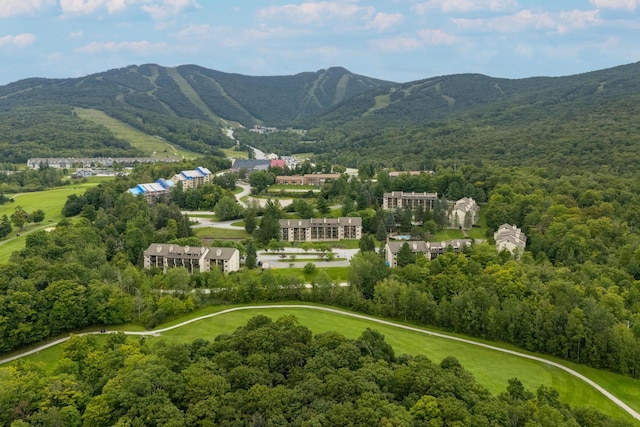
[[0, 316, 629, 426]]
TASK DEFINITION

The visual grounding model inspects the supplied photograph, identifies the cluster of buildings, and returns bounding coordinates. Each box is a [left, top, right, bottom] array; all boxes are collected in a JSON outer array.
[[384, 239, 472, 267], [128, 166, 212, 205], [143, 244, 239, 273], [280, 217, 362, 242], [27, 157, 179, 170], [275, 174, 341, 186]]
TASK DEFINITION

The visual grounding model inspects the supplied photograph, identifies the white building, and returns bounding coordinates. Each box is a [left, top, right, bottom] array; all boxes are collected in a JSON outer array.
[[494, 224, 527, 256], [449, 197, 479, 229]]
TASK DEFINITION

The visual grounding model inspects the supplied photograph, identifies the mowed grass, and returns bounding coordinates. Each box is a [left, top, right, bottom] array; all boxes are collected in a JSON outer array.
[[10, 304, 639, 423], [151, 306, 638, 422], [0, 180, 106, 262], [74, 108, 197, 159], [220, 147, 248, 159], [195, 227, 250, 239]]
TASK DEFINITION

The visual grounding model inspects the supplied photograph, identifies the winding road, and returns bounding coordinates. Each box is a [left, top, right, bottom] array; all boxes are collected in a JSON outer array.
[[0, 304, 638, 422]]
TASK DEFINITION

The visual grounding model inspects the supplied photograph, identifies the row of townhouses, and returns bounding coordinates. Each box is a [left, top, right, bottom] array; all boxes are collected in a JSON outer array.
[[494, 224, 527, 255], [143, 243, 240, 273], [280, 217, 362, 242]]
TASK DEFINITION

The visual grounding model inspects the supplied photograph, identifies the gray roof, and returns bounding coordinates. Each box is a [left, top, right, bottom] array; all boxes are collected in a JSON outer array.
[[231, 159, 271, 171], [144, 244, 237, 261]]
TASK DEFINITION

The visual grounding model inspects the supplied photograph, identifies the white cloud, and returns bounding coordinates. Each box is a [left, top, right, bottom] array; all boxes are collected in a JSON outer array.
[[453, 9, 600, 34], [69, 30, 84, 38], [142, 0, 199, 20], [367, 12, 405, 32], [0, 0, 54, 18], [414, 0, 519, 14], [589, 0, 639, 10], [258, 2, 373, 26], [370, 36, 423, 52], [75, 40, 169, 53], [416, 29, 458, 45], [175, 23, 211, 40], [60, 0, 197, 19], [0, 33, 37, 48]]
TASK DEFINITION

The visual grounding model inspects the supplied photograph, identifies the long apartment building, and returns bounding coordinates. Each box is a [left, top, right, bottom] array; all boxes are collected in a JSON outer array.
[[382, 191, 438, 210], [384, 239, 472, 267], [280, 217, 362, 242], [275, 174, 341, 186], [143, 243, 240, 273]]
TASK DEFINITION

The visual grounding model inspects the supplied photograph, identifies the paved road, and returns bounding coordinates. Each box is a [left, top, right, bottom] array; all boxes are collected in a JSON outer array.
[[1, 304, 638, 422]]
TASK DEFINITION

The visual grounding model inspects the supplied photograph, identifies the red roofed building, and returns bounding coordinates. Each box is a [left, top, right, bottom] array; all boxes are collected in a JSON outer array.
[[270, 159, 286, 169]]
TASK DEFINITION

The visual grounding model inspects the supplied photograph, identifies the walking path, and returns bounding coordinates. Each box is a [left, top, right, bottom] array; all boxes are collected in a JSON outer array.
[[0, 304, 638, 422]]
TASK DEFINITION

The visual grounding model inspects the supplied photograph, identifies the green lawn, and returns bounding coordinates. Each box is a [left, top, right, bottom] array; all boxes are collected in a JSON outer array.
[[74, 108, 197, 159], [195, 227, 250, 239], [433, 228, 466, 240], [0, 180, 107, 263], [220, 147, 248, 159]]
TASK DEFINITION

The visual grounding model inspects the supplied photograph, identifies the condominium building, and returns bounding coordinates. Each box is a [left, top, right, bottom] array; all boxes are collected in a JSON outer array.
[[494, 224, 527, 255], [172, 166, 213, 189], [449, 197, 480, 229], [128, 178, 174, 205], [280, 217, 362, 242], [382, 191, 438, 210], [143, 244, 240, 273], [384, 239, 472, 267], [275, 174, 341, 186]]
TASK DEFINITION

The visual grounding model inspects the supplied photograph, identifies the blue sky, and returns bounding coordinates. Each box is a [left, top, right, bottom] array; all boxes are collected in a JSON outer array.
[[0, 0, 638, 85]]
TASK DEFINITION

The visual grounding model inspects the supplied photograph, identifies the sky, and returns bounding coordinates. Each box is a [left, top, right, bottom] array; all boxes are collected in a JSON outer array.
[[0, 0, 639, 85]]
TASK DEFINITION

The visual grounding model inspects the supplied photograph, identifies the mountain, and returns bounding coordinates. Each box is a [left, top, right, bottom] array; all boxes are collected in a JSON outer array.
[[2, 61, 640, 170], [0, 64, 394, 126], [0, 64, 394, 162]]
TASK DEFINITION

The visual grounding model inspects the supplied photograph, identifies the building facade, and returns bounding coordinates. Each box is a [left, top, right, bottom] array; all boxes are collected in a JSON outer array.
[[382, 191, 438, 210], [275, 174, 341, 186], [280, 217, 362, 242], [384, 239, 472, 267], [143, 244, 240, 273]]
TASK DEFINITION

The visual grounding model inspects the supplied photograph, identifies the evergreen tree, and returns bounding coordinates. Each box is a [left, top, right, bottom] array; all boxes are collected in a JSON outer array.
[[244, 207, 257, 234], [396, 242, 416, 267], [359, 234, 376, 253], [245, 239, 257, 269], [375, 219, 387, 241], [316, 196, 330, 215]]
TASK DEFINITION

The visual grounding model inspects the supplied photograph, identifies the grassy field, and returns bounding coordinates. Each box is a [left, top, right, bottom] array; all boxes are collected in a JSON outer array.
[[195, 227, 250, 239], [220, 147, 248, 159], [10, 303, 639, 422], [0, 179, 107, 262], [74, 108, 198, 159]]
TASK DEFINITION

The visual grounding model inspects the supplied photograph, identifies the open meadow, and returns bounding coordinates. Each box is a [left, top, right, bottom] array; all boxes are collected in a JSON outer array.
[[0, 178, 108, 262], [11, 304, 640, 424]]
